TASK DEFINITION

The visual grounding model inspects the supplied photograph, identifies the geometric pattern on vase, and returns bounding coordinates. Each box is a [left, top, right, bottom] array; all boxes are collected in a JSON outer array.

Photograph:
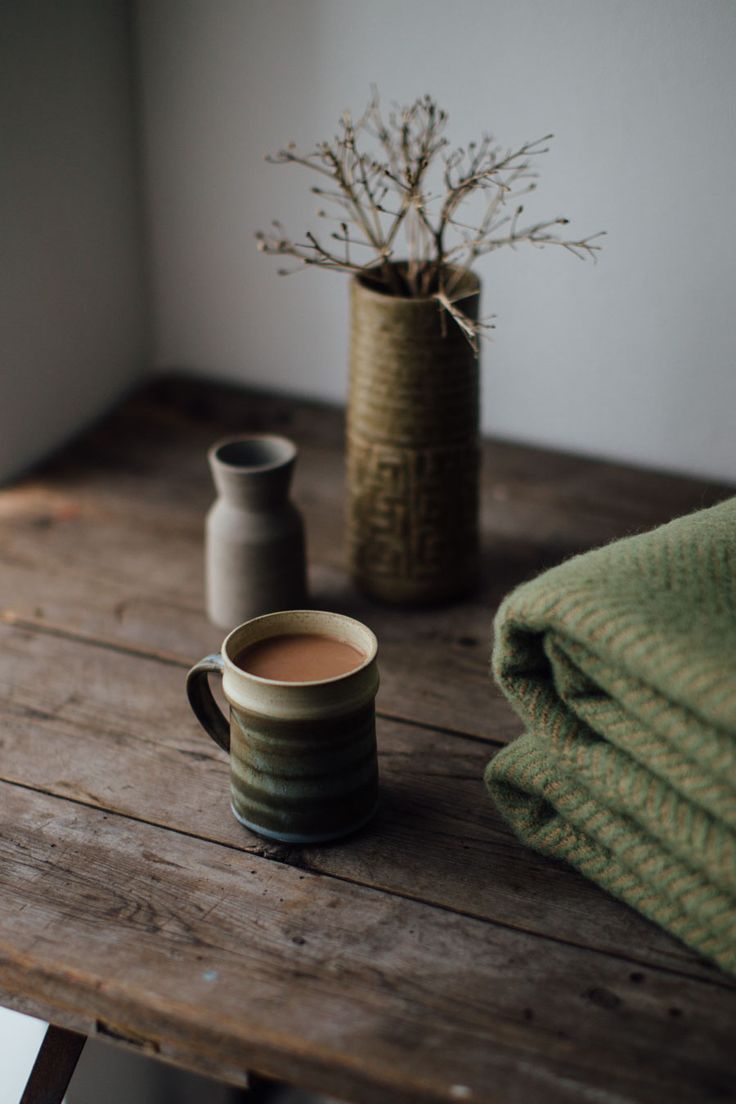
[[348, 436, 478, 584]]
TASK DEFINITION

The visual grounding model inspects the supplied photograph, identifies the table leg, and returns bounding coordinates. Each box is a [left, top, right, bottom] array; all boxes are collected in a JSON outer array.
[[20, 1024, 87, 1104]]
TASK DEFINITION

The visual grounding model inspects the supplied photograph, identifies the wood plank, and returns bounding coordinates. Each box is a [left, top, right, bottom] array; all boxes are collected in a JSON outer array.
[[0, 618, 730, 987], [2, 376, 735, 1101], [1, 377, 731, 741], [0, 456, 510, 741], [1, 782, 734, 1104], [0, 990, 250, 1089]]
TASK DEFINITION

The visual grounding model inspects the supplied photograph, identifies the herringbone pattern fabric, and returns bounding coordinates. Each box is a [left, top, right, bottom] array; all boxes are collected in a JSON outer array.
[[484, 497, 736, 974]]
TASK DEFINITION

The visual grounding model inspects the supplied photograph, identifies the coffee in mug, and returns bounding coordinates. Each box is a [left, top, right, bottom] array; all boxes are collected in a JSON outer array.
[[186, 610, 379, 843], [234, 633, 366, 681]]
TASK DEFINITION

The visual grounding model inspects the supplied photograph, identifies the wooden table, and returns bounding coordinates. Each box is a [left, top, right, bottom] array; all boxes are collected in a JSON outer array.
[[1, 376, 735, 1104]]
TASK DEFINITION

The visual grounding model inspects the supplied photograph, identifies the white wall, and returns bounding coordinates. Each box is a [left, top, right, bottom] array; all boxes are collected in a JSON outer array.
[[0, 0, 148, 484], [136, 0, 736, 483]]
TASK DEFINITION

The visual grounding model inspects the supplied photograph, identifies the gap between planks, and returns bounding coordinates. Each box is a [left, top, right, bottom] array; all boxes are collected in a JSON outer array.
[[1, 611, 505, 749], [1, 771, 732, 996], [5, 778, 732, 1104], [2, 613, 730, 990], [2, 614, 731, 991]]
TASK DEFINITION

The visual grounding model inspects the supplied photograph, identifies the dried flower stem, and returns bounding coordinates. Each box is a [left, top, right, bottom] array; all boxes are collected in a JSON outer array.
[[257, 91, 604, 349]]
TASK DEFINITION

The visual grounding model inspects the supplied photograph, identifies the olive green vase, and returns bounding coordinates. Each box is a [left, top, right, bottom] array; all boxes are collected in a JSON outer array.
[[347, 267, 481, 605]]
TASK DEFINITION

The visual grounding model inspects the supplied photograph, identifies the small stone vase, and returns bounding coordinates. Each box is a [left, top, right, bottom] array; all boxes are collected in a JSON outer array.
[[205, 435, 307, 629], [347, 266, 481, 604]]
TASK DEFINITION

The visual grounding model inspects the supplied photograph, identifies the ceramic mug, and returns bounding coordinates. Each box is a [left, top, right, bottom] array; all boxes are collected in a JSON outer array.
[[186, 610, 379, 843]]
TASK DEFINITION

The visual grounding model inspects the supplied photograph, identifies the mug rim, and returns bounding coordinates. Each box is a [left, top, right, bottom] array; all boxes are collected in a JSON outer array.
[[221, 609, 378, 688]]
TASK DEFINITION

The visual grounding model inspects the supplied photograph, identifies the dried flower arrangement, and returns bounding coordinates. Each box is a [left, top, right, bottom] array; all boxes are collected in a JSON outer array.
[[256, 91, 604, 350]]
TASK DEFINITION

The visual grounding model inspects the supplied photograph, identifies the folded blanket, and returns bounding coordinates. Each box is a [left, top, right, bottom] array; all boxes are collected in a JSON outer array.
[[485, 497, 736, 975]]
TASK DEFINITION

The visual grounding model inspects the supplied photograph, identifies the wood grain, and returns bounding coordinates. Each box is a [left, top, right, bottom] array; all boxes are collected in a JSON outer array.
[[1, 782, 734, 1104], [0, 618, 730, 987], [0, 377, 730, 740], [1, 376, 735, 1102]]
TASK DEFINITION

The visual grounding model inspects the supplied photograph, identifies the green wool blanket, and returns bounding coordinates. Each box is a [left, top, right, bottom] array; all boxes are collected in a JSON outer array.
[[485, 497, 736, 975]]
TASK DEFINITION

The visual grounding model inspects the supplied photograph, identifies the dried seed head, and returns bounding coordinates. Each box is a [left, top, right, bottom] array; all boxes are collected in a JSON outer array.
[[258, 90, 602, 350]]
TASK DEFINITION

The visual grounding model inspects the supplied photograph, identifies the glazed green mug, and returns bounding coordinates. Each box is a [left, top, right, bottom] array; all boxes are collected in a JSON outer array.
[[186, 610, 379, 844]]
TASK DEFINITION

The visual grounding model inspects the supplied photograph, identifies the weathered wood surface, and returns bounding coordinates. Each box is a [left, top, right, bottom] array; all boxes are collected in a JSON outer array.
[[2, 617, 728, 986], [1, 783, 734, 1104], [0, 377, 730, 740], [1, 376, 735, 1102]]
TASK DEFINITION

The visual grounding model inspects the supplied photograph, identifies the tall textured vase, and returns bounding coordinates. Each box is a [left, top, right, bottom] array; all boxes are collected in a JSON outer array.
[[347, 268, 481, 604]]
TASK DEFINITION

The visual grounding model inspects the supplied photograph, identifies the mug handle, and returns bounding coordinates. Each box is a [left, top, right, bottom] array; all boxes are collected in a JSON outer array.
[[186, 654, 230, 753]]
